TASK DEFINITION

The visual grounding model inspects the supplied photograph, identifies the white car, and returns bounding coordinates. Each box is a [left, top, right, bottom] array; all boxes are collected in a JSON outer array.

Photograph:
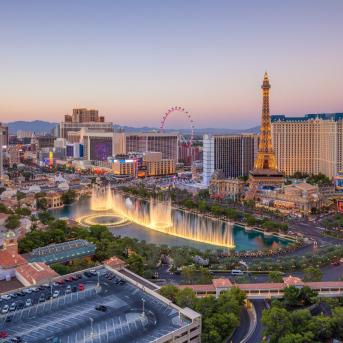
[[1, 304, 9, 314], [25, 298, 32, 307], [1, 295, 11, 300], [52, 290, 59, 298]]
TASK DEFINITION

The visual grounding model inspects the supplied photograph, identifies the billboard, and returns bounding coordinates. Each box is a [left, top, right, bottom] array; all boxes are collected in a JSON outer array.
[[335, 173, 343, 191], [89, 137, 112, 161], [338, 200, 343, 213]]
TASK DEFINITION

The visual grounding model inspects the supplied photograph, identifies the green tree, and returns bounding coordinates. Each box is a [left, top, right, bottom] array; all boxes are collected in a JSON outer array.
[[61, 189, 77, 205], [203, 312, 239, 343], [175, 288, 197, 308], [262, 307, 293, 343], [332, 306, 343, 340], [16, 191, 26, 201], [303, 267, 323, 282], [269, 271, 283, 283], [0, 203, 10, 214], [159, 285, 179, 303], [51, 263, 70, 275], [36, 197, 48, 210], [308, 315, 333, 341], [15, 207, 31, 216], [5, 215, 21, 229], [127, 253, 144, 275], [279, 332, 314, 343], [290, 309, 312, 334], [38, 211, 54, 224], [299, 286, 317, 306], [181, 265, 197, 284], [284, 286, 301, 308]]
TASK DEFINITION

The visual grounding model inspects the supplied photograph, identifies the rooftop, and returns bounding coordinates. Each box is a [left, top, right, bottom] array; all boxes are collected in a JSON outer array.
[[16, 262, 59, 285], [271, 113, 343, 122], [26, 239, 96, 264], [0, 250, 27, 269], [0, 265, 200, 343]]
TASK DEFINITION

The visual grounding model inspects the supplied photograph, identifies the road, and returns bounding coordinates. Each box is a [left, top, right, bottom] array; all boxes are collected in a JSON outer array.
[[246, 300, 267, 343], [230, 307, 250, 343]]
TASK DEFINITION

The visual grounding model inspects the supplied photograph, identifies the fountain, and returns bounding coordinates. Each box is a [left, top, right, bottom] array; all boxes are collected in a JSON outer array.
[[85, 186, 235, 248], [90, 186, 112, 211]]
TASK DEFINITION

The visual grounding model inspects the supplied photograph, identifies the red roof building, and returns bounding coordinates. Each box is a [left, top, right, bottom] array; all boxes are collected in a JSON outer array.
[[104, 256, 126, 270], [15, 262, 59, 287]]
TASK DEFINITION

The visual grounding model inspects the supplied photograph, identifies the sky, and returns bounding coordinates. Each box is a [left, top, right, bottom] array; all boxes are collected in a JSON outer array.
[[0, 0, 342, 129]]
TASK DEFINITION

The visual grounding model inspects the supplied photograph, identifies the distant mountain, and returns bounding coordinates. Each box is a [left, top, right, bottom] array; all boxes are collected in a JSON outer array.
[[6, 120, 57, 134], [6, 120, 260, 135], [113, 124, 260, 135]]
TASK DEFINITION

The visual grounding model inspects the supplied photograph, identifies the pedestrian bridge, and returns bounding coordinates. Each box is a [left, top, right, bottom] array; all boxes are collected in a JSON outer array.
[[177, 276, 343, 299]]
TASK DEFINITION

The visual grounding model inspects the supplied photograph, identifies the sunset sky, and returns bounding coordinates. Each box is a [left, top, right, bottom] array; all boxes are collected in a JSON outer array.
[[0, 0, 342, 129]]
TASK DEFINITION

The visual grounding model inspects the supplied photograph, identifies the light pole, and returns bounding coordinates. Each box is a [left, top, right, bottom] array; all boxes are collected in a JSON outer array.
[[90, 317, 94, 339], [141, 298, 145, 317]]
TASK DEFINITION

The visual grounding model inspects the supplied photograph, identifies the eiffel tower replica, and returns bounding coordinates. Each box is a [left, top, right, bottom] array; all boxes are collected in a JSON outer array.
[[246, 72, 284, 199]]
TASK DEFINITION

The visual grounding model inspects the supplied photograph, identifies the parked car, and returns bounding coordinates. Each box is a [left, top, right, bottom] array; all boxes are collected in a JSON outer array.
[[25, 299, 32, 307], [1, 295, 11, 301], [5, 315, 13, 322], [71, 286, 77, 293], [0, 331, 8, 338], [9, 303, 16, 311], [17, 302, 24, 310], [52, 291, 59, 298], [1, 305, 9, 314], [78, 283, 85, 291], [65, 286, 71, 294], [95, 305, 107, 312], [38, 294, 45, 303]]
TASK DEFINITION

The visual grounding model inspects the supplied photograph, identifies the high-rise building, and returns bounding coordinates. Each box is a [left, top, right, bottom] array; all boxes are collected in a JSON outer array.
[[59, 108, 112, 138], [7, 146, 21, 166], [0, 123, 8, 181], [125, 132, 178, 162], [203, 134, 259, 185], [248, 72, 284, 192], [179, 143, 202, 166], [80, 128, 125, 161], [0, 123, 9, 147], [17, 130, 34, 140], [271, 113, 343, 178]]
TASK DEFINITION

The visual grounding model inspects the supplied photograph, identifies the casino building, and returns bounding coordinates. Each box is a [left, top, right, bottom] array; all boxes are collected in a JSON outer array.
[[271, 113, 343, 178]]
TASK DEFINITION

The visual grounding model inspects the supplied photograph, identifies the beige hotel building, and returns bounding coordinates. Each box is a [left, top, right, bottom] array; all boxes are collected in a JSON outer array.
[[271, 113, 343, 179]]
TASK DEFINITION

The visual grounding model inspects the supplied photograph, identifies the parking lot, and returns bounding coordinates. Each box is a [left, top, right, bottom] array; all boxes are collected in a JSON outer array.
[[0, 268, 189, 342]]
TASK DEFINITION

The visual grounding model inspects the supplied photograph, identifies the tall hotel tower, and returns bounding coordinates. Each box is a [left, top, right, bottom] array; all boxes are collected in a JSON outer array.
[[248, 73, 284, 194]]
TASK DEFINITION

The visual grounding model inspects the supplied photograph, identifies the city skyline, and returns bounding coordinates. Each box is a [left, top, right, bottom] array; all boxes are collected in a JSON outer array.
[[1, 0, 343, 128]]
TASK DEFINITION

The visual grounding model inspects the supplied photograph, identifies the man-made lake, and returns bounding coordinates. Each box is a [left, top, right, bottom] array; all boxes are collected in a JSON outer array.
[[50, 194, 290, 252]]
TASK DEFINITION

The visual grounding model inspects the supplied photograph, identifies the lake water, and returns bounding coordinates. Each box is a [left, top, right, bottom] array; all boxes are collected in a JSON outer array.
[[50, 197, 290, 252]]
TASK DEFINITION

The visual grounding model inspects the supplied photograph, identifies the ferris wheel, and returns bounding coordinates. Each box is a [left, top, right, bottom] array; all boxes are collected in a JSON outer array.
[[160, 106, 195, 146]]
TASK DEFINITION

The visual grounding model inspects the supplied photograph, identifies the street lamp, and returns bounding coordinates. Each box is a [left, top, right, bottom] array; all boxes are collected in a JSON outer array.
[[141, 298, 145, 317], [89, 317, 94, 338]]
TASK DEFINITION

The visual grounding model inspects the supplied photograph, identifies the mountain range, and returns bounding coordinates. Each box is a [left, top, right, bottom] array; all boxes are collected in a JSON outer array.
[[5, 120, 260, 135]]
